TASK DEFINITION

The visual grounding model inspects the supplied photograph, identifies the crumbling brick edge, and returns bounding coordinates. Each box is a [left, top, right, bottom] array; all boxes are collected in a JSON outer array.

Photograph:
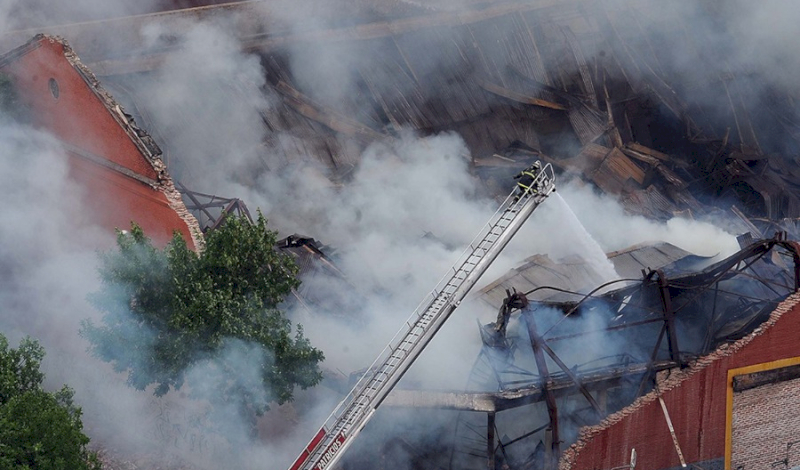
[[558, 291, 800, 470], [155, 158, 206, 252], [40, 34, 205, 251]]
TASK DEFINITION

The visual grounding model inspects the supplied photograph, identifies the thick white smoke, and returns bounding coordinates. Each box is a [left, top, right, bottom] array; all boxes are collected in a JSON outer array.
[[4, 0, 792, 468], [110, 13, 751, 468], [0, 118, 188, 463]]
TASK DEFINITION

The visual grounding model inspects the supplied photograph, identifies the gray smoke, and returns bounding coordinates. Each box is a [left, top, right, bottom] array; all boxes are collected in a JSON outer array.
[[3, 0, 786, 468], [0, 118, 178, 461]]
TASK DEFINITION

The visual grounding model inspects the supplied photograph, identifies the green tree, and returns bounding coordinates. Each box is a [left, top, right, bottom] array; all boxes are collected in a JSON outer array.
[[0, 334, 101, 470], [81, 213, 323, 421]]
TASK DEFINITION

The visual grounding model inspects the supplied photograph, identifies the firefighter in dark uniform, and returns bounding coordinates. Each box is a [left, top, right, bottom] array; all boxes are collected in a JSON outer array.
[[513, 161, 542, 201]]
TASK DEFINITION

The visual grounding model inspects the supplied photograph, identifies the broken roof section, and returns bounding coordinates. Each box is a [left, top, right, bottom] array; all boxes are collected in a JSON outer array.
[[477, 235, 800, 387], [478, 241, 711, 306], [0, 35, 202, 249], [21, 0, 791, 223], [560, 291, 800, 470], [372, 235, 800, 469], [433, 235, 800, 469], [276, 233, 363, 319]]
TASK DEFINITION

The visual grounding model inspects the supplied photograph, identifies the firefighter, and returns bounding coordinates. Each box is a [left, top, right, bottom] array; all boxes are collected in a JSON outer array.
[[513, 161, 542, 201]]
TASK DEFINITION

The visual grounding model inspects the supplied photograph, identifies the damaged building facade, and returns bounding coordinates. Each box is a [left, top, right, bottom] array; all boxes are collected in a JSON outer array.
[[561, 290, 800, 470], [378, 235, 800, 470], [2, 1, 800, 470], [0, 35, 202, 249]]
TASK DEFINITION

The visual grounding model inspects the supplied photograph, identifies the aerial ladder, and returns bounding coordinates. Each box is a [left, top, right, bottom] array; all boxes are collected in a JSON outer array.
[[288, 162, 557, 470]]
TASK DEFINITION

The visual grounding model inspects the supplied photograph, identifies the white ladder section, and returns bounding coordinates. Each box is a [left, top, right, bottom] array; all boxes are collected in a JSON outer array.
[[289, 163, 556, 470]]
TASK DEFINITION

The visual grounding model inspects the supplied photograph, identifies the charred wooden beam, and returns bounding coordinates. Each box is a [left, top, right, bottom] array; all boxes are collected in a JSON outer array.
[[476, 77, 567, 111], [625, 142, 670, 162], [383, 360, 677, 412], [733, 363, 800, 392]]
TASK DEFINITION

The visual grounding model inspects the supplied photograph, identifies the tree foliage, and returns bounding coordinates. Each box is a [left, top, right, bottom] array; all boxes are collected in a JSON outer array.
[[81, 213, 324, 417], [0, 334, 101, 470]]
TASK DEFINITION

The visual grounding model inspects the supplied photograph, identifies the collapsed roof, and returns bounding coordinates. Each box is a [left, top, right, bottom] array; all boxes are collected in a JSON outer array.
[[2, 1, 800, 469], [378, 234, 800, 470], [4, 0, 797, 223]]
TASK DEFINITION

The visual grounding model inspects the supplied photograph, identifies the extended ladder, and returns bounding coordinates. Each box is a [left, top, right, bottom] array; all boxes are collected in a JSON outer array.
[[289, 163, 556, 470]]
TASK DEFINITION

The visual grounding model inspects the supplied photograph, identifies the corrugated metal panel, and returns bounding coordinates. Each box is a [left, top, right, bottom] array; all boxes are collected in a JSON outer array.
[[620, 186, 677, 220], [591, 147, 645, 194], [388, 27, 494, 129], [510, 11, 553, 86], [561, 25, 598, 108], [608, 242, 694, 279], [569, 105, 608, 146], [627, 247, 679, 272], [479, 253, 613, 306], [652, 242, 695, 263], [607, 148, 645, 183], [576, 142, 611, 167], [609, 252, 647, 280]]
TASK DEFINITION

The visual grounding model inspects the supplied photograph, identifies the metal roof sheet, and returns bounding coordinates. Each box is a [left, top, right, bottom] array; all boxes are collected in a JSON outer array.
[[479, 242, 702, 309]]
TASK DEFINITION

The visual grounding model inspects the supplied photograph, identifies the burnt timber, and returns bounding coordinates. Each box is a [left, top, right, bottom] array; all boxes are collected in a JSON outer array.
[[4, 1, 800, 469], [5, 0, 798, 224]]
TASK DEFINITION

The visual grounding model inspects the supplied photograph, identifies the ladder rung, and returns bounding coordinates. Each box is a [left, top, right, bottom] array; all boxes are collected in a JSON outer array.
[[296, 178, 553, 470]]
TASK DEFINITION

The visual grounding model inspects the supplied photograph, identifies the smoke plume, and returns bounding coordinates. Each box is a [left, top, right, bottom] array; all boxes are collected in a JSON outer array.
[[4, 0, 792, 468]]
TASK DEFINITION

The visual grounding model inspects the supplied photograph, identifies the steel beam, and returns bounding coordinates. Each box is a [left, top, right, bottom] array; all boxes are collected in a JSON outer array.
[[523, 313, 560, 469], [636, 323, 665, 397], [487, 412, 496, 470], [524, 312, 603, 416], [382, 359, 677, 412], [656, 269, 681, 366]]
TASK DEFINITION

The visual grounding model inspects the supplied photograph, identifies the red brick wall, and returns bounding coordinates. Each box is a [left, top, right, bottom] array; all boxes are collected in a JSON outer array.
[[4, 38, 159, 180], [561, 294, 800, 470], [68, 156, 194, 247], [1, 37, 197, 248]]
